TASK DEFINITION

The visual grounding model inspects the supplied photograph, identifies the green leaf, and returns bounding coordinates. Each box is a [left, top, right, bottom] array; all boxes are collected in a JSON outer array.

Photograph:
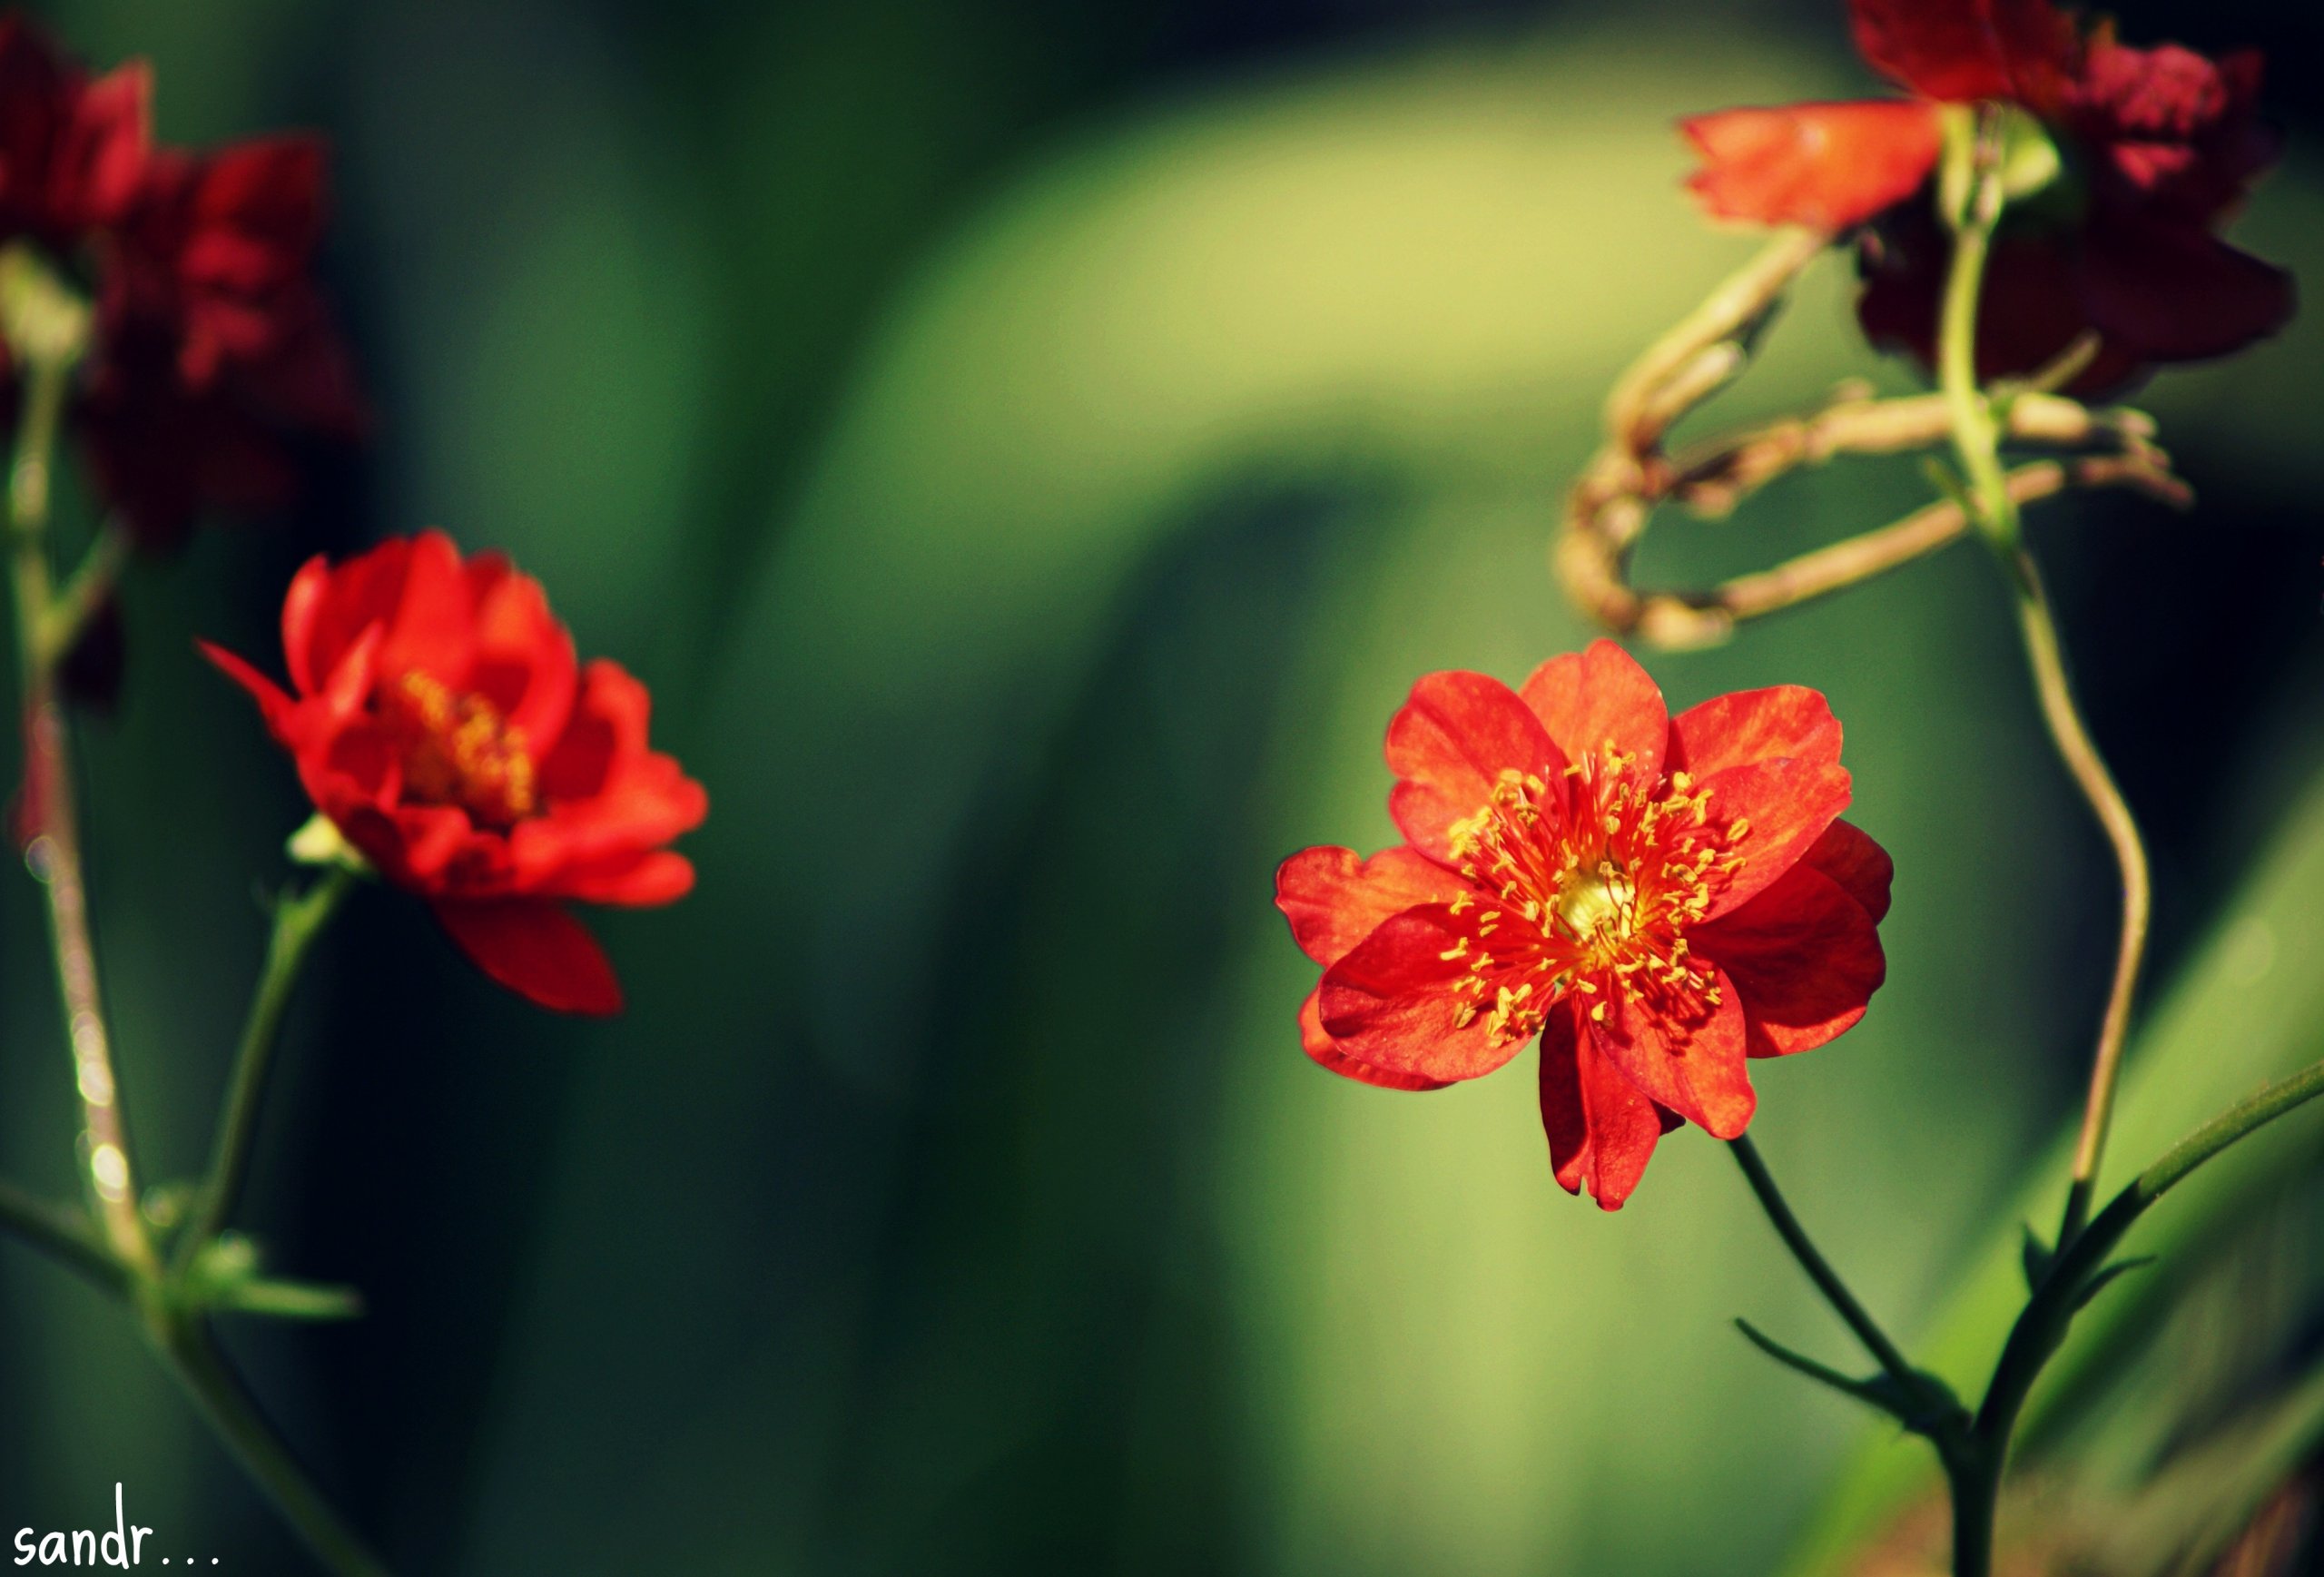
[[1734, 1320, 1902, 1419], [2020, 1222, 2054, 1293], [2070, 1257, 2155, 1315]]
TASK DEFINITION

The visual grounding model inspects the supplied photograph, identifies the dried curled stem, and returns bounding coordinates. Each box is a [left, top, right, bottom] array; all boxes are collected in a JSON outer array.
[[1557, 237, 2191, 650]]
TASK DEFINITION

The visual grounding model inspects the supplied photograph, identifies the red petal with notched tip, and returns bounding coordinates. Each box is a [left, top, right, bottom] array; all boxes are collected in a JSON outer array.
[[1541, 1003, 1681, 1210], [1275, 844, 1469, 968], [1518, 638, 1670, 786]]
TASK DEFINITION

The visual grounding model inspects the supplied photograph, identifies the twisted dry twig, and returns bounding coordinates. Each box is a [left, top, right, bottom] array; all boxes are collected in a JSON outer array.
[[1556, 236, 2191, 650]]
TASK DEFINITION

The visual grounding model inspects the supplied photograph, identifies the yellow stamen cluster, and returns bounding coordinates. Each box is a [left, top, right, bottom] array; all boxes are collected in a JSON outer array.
[[385, 670, 538, 828], [1440, 747, 1748, 1047]]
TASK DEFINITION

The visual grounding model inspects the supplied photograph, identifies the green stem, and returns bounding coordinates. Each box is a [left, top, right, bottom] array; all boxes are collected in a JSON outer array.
[[1936, 142, 2017, 556], [1973, 1055, 2324, 1488], [1948, 1460, 1998, 1577], [154, 1319, 391, 1577], [1933, 120, 2151, 1253], [3, 275, 154, 1277], [2007, 550, 2151, 1248], [0, 247, 387, 1573], [176, 867, 358, 1271], [0, 1175, 129, 1296], [1728, 1135, 1922, 1395]]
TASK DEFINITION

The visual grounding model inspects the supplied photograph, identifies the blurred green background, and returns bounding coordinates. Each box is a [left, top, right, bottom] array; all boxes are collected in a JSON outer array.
[[4, 0, 2324, 1572]]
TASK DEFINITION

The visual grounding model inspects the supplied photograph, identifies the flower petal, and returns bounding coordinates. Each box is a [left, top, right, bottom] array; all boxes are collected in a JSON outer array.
[[1693, 864, 1887, 1058], [1681, 100, 1941, 230], [1318, 905, 1527, 1083], [378, 529, 475, 685], [553, 850, 696, 907], [1301, 988, 1451, 1092], [1695, 758, 1854, 917], [1275, 844, 1469, 968], [1856, 214, 2148, 394], [197, 638, 298, 741], [279, 553, 333, 695], [1540, 1002, 1679, 1210], [1384, 671, 1566, 864], [1666, 685, 1843, 779], [68, 61, 151, 225], [2078, 214, 2296, 364], [1800, 819, 1894, 924], [1848, 0, 2077, 106], [1518, 638, 1669, 785], [1589, 970, 1754, 1138], [432, 897, 624, 1016], [2070, 35, 2277, 225], [468, 554, 578, 750]]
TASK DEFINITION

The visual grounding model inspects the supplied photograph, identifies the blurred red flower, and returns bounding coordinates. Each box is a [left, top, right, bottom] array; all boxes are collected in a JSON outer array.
[[0, 12, 360, 548], [1680, 0, 2292, 395], [1275, 642, 1889, 1209], [79, 138, 365, 547], [0, 13, 148, 246], [203, 532, 707, 1016]]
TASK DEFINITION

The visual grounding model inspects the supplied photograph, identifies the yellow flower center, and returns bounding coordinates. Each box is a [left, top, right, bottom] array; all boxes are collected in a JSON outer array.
[[1439, 751, 1744, 1046], [1553, 861, 1637, 961], [385, 670, 537, 828]]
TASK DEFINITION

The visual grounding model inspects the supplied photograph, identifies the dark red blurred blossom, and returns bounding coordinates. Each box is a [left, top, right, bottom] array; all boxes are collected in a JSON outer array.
[[0, 12, 359, 548], [78, 139, 364, 547], [203, 533, 707, 1016], [1681, 0, 2292, 395], [1275, 642, 1890, 1209], [0, 15, 148, 247]]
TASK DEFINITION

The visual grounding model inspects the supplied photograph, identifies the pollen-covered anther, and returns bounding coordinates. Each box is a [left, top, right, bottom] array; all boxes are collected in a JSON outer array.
[[384, 670, 537, 828]]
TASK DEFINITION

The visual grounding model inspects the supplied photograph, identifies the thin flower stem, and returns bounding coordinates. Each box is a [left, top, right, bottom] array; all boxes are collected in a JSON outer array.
[[1933, 118, 2152, 1252], [154, 1319, 392, 1577], [0, 247, 390, 1574], [2007, 552, 2151, 1247], [0, 1174, 130, 1296], [5, 318, 155, 1278], [177, 867, 358, 1272], [1728, 1134, 1921, 1394], [1937, 145, 2021, 557]]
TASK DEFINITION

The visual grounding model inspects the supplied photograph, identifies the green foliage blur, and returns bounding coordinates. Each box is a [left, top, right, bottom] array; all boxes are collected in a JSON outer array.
[[3, 0, 2323, 1572]]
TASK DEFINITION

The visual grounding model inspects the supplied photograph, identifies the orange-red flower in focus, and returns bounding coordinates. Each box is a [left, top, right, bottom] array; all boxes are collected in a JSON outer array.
[[1275, 642, 1889, 1209], [202, 532, 707, 1016], [1680, 0, 2293, 395]]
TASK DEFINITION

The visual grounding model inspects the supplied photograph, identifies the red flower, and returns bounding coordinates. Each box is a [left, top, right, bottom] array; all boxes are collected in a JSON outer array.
[[78, 137, 366, 548], [1275, 642, 1890, 1209], [202, 532, 707, 1016], [0, 14, 149, 248], [0, 12, 360, 548], [1680, 0, 2292, 395]]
